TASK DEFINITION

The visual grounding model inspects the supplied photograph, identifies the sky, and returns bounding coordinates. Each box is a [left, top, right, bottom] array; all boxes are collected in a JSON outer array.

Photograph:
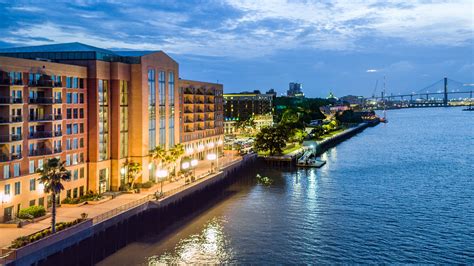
[[0, 0, 473, 98]]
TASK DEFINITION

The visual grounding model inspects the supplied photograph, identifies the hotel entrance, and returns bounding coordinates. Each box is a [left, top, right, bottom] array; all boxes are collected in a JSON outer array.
[[98, 168, 110, 194]]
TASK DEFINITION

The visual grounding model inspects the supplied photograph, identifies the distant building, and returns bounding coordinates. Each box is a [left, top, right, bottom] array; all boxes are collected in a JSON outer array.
[[266, 88, 277, 99], [339, 95, 364, 106], [287, 82, 304, 97], [223, 92, 273, 121], [253, 114, 273, 131]]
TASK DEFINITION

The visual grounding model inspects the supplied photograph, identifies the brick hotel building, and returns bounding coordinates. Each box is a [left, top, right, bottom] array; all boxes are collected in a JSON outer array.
[[0, 43, 223, 222]]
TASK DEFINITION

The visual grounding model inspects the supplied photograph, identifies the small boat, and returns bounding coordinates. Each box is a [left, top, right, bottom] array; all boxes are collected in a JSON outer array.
[[297, 158, 326, 168], [463, 92, 473, 111]]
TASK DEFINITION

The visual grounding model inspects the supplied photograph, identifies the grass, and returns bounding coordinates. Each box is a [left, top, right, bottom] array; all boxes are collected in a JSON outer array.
[[316, 128, 346, 140], [258, 143, 302, 156]]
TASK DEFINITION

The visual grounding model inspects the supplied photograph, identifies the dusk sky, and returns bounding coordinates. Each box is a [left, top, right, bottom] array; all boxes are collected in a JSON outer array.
[[0, 0, 472, 97]]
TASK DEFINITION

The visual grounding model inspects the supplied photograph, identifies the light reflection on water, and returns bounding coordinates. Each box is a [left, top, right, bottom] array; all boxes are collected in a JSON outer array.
[[147, 218, 234, 265]]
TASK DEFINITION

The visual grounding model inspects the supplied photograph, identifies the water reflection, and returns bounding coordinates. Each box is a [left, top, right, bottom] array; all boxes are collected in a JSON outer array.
[[147, 217, 233, 265]]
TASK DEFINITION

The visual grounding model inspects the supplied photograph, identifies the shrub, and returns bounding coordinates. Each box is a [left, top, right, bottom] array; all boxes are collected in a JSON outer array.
[[18, 205, 46, 219], [141, 181, 154, 188]]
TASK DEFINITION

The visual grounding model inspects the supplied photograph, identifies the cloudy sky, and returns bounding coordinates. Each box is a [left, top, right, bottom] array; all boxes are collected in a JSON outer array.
[[0, 0, 472, 97]]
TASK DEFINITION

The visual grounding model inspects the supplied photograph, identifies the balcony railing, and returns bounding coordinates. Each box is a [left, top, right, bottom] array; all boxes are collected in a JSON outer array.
[[29, 80, 54, 87], [0, 79, 23, 86], [184, 88, 194, 94], [29, 149, 52, 157], [29, 114, 53, 122], [29, 131, 53, 139], [0, 153, 22, 162], [54, 114, 63, 120], [53, 148, 62, 154], [184, 109, 193, 113], [0, 116, 22, 123], [0, 97, 23, 104], [54, 131, 62, 137], [184, 119, 194, 123], [29, 97, 54, 104], [0, 134, 22, 143]]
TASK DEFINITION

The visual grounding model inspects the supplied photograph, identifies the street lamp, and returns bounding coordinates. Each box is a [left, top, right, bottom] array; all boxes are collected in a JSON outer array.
[[207, 153, 217, 173], [191, 159, 198, 178], [156, 169, 168, 194]]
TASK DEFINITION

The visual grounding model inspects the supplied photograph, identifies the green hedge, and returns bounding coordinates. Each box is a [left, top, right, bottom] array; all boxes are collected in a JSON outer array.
[[10, 218, 85, 249], [17, 205, 46, 219]]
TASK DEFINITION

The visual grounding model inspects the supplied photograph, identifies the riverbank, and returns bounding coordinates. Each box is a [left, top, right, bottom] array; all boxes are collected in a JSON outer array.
[[260, 122, 376, 165], [0, 153, 257, 265]]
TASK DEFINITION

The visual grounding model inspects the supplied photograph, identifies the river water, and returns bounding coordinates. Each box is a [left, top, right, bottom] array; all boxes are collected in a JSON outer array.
[[99, 107, 474, 264]]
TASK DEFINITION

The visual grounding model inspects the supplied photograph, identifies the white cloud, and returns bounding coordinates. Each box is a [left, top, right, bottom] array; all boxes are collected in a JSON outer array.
[[366, 69, 378, 73]]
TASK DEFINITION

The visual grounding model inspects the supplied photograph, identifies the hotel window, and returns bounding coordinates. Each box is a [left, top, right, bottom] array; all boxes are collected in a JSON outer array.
[[13, 163, 20, 177], [4, 184, 10, 195], [80, 167, 84, 178], [29, 160, 35, 174], [29, 200, 35, 206], [120, 81, 129, 158], [73, 169, 78, 180], [38, 197, 44, 206], [168, 72, 175, 146], [38, 159, 43, 170], [29, 178, 36, 191], [66, 155, 71, 166], [158, 71, 166, 147], [66, 93, 72, 103], [66, 77, 72, 88], [73, 77, 78, 88], [14, 182, 21, 195], [148, 70, 156, 150], [98, 80, 109, 161]]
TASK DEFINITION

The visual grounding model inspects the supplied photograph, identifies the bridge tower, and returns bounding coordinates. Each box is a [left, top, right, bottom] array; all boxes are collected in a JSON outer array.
[[443, 77, 448, 106]]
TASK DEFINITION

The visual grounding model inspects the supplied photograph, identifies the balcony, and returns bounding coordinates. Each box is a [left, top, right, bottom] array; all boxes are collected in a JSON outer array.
[[53, 147, 62, 154], [54, 114, 63, 120], [184, 128, 194, 133], [0, 116, 22, 124], [29, 80, 54, 88], [29, 131, 53, 139], [0, 134, 22, 143], [29, 149, 52, 157], [54, 131, 62, 137], [184, 119, 194, 123], [29, 114, 53, 122], [184, 88, 194, 94], [0, 79, 23, 86], [196, 109, 204, 113], [184, 99, 194, 104], [29, 97, 54, 104], [0, 153, 22, 162], [184, 109, 193, 113], [0, 97, 23, 104]]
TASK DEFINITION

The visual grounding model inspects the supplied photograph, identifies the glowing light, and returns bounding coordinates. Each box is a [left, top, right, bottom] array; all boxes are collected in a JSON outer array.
[[37, 183, 45, 194], [207, 153, 217, 161], [156, 169, 168, 179], [191, 159, 198, 167], [182, 162, 190, 170], [1, 193, 12, 203], [208, 142, 215, 148], [148, 163, 153, 170], [120, 167, 126, 175]]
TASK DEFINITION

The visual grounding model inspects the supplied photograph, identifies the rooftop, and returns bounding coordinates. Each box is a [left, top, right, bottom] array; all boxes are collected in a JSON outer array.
[[0, 42, 161, 64]]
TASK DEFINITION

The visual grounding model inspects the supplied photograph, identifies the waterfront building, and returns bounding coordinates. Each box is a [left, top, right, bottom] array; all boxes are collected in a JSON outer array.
[[0, 43, 224, 222], [179, 79, 224, 160], [287, 82, 304, 97]]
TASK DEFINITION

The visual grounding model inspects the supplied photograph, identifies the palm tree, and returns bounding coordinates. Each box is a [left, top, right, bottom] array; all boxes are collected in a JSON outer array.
[[150, 146, 167, 168], [169, 144, 184, 180], [37, 158, 71, 233], [125, 161, 142, 190]]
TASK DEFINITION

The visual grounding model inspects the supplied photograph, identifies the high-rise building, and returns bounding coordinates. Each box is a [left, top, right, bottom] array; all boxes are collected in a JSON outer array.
[[0, 43, 224, 222], [287, 82, 304, 97]]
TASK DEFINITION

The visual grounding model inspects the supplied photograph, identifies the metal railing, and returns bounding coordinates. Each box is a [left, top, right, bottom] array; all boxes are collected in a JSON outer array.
[[92, 194, 154, 224]]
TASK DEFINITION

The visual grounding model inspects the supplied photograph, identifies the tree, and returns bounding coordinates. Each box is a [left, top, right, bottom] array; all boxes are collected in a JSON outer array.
[[125, 161, 142, 190], [254, 126, 288, 156], [37, 158, 71, 233], [150, 146, 167, 168], [169, 144, 185, 181]]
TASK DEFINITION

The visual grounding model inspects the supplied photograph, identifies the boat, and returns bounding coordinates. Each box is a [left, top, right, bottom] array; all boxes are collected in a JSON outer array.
[[296, 158, 326, 168]]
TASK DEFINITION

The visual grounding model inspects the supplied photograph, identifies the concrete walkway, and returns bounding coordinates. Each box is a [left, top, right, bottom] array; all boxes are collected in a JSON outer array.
[[0, 154, 241, 249]]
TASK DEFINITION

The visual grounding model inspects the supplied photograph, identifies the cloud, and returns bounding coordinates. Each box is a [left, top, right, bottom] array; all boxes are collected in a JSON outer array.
[[366, 69, 378, 73], [0, 0, 472, 58]]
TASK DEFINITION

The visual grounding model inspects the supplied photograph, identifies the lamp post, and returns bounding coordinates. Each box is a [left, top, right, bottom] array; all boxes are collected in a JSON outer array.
[[156, 169, 168, 194], [191, 158, 198, 179], [207, 153, 217, 173]]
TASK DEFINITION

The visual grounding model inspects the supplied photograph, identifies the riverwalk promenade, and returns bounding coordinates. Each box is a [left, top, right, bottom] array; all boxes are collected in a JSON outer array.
[[0, 153, 242, 250]]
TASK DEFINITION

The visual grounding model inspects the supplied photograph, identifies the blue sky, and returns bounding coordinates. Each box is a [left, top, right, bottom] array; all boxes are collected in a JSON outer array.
[[0, 0, 472, 97]]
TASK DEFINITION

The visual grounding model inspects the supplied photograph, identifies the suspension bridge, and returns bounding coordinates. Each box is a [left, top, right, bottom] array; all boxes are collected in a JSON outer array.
[[368, 77, 473, 108]]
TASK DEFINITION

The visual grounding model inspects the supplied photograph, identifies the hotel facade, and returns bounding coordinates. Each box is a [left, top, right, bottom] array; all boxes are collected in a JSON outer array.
[[0, 43, 224, 222]]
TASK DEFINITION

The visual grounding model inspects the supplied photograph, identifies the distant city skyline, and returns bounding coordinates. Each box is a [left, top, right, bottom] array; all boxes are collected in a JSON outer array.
[[0, 0, 472, 97]]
